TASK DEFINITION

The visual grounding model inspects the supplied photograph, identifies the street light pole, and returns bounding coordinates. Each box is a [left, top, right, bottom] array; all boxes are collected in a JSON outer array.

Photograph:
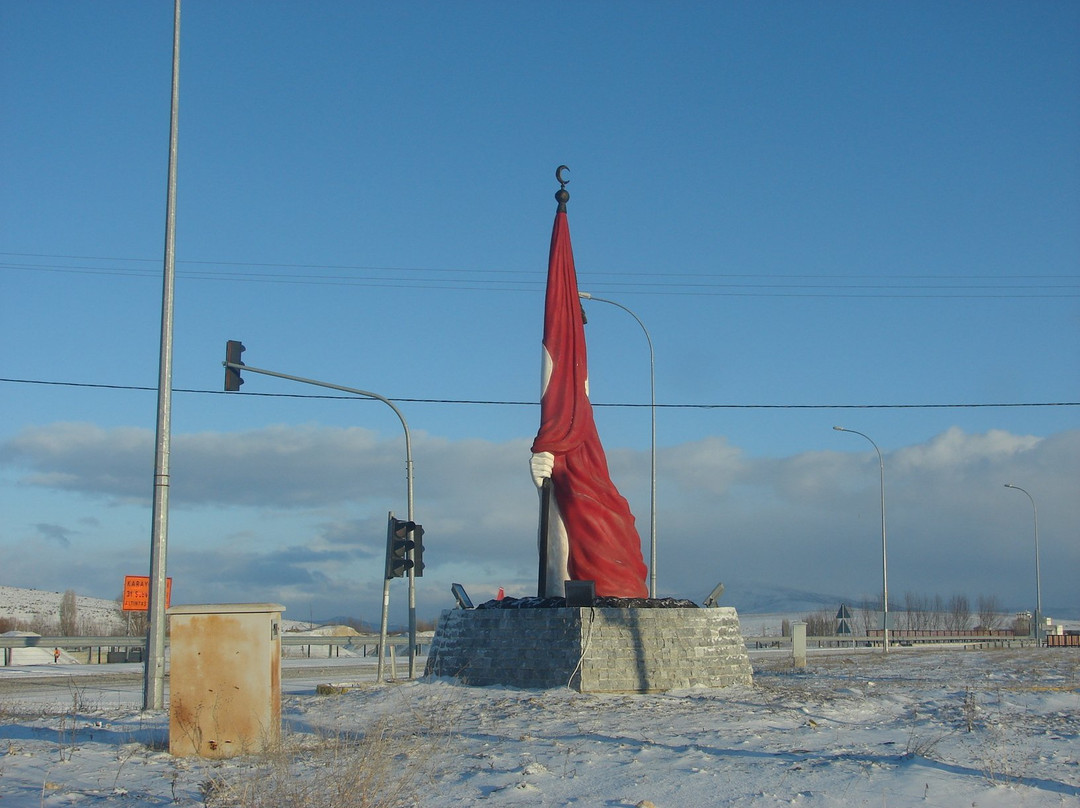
[[834, 426, 889, 653], [144, 0, 182, 712], [1004, 483, 1042, 646], [579, 292, 657, 598]]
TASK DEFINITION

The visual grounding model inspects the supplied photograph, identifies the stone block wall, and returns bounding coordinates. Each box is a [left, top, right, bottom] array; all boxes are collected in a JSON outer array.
[[424, 606, 752, 692]]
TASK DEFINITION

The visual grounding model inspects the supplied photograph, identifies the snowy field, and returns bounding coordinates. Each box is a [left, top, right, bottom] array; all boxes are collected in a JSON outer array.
[[0, 585, 127, 635], [0, 646, 1077, 807]]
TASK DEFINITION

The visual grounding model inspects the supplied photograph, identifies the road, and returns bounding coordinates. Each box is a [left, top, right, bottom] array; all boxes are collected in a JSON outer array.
[[0, 655, 426, 708]]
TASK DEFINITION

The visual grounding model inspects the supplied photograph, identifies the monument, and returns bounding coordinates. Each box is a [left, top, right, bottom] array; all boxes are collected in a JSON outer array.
[[425, 168, 752, 692]]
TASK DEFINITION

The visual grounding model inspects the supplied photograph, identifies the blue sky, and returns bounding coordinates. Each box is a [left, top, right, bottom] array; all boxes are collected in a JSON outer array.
[[2, 2, 1077, 626]]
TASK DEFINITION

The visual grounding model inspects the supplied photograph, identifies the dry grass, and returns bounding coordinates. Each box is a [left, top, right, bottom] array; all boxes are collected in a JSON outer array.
[[199, 689, 459, 808], [199, 729, 417, 808]]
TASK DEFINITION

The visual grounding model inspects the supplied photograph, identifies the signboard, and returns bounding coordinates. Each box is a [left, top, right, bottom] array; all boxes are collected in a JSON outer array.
[[835, 603, 853, 635], [122, 575, 172, 612]]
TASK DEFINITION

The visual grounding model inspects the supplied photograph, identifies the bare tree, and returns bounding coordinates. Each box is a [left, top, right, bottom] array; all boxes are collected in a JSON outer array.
[[945, 593, 970, 632], [903, 592, 932, 632], [59, 589, 78, 636], [1012, 612, 1032, 636], [930, 594, 945, 630], [28, 612, 57, 634], [802, 609, 833, 636], [857, 594, 880, 635], [976, 594, 1002, 630]]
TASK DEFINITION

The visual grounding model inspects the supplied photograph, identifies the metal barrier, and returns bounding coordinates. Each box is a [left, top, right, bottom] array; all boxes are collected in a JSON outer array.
[[0, 635, 147, 665], [0, 634, 421, 665], [744, 634, 1042, 651], [280, 634, 423, 658]]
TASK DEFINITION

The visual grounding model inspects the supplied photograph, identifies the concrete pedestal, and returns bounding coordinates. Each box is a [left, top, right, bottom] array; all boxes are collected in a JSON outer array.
[[168, 603, 284, 758], [425, 606, 752, 692]]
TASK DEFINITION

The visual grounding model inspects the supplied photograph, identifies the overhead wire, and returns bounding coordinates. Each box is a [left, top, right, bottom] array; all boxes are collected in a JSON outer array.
[[1, 377, 1076, 410], [2, 251, 1077, 298]]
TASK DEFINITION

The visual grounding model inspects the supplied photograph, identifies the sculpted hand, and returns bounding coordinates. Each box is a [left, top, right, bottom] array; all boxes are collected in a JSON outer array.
[[530, 451, 554, 489]]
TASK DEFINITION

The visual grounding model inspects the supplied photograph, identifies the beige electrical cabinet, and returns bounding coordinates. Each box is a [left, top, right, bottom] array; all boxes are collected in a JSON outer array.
[[167, 603, 284, 758]]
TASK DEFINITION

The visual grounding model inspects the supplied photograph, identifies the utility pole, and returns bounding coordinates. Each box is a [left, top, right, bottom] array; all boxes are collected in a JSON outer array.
[[144, 0, 181, 712]]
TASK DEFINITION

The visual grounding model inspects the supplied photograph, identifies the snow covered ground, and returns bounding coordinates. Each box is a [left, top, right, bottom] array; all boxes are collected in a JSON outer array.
[[0, 646, 1077, 807], [0, 585, 127, 635]]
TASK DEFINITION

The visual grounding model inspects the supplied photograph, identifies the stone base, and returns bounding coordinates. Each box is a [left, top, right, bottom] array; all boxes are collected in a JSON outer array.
[[424, 606, 752, 692]]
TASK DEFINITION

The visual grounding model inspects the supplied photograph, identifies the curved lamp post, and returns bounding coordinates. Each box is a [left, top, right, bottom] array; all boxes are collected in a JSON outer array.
[[834, 426, 889, 653], [579, 292, 657, 598], [1004, 483, 1042, 645], [222, 355, 416, 680]]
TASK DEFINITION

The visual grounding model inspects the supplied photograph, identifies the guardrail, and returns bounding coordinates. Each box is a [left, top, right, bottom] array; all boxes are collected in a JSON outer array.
[[0, 636, 148, 649], [0, 636, 149, 665], [745, 634, 1041, 650], [1, 634, 422, 665], [281, 634, 424, 658]]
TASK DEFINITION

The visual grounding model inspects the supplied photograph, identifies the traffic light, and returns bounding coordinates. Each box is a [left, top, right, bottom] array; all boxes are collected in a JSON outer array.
[[411, 523, 425, 577], [386, 515, 415, 579], [224, 340, 245, 391]]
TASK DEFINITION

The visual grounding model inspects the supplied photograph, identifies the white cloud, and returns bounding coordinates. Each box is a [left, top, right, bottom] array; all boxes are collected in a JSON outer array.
[[1, 424, 1076, 621], [892, 426, 1041, 473]]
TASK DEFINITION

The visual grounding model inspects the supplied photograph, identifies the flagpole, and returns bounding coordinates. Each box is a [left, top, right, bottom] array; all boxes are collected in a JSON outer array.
[[533, 164, 651, 600], [536, 168, 571, 598], [537, 479, 551, 597]]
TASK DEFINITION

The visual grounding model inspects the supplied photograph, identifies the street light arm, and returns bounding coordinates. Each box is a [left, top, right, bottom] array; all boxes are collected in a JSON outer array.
[[578, 291, 657, 598], [834, 426, 881, 456], [1004, 483, 1042, 644], [222, 358, 416, 679], [224, 361, 414, 510], [578, 293, 655, 357], [834, 425, 889, 653]]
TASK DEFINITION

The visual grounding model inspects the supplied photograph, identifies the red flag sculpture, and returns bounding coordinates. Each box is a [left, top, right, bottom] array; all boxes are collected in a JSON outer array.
[[531, 169, 649, 599]]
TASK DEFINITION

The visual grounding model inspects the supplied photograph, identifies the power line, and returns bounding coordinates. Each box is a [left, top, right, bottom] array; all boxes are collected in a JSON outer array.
[[3, 252, 1076, 299], [7, 250, 1079, 278], [2, 377, 1076, 410], [4, 249, 1075, 280]]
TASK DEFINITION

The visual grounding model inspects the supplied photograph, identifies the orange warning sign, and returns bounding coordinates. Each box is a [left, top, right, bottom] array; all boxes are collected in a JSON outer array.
[[122, 575, 172, 612]]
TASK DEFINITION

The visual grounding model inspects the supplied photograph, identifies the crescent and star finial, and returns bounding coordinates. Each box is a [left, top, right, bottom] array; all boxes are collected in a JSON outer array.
[[555, 165, 570, 210]]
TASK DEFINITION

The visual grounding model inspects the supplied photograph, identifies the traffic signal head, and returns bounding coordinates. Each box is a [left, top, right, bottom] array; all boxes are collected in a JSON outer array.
[[224, 340, 245, 391], [411, 524, 425, 577], [386, 516, 415, 579]]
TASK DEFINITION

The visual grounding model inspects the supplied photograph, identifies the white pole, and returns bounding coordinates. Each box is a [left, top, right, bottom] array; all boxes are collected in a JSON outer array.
[[834, 427, 889, 654], [1004, 484, 1042, 646], [144, 0, 181, 712]]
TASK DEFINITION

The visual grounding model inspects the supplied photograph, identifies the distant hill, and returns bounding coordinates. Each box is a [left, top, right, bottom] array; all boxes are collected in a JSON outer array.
[[0, 585, 127, 634], [0, 585, 329, 635], [714, 581, 852, 615]]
